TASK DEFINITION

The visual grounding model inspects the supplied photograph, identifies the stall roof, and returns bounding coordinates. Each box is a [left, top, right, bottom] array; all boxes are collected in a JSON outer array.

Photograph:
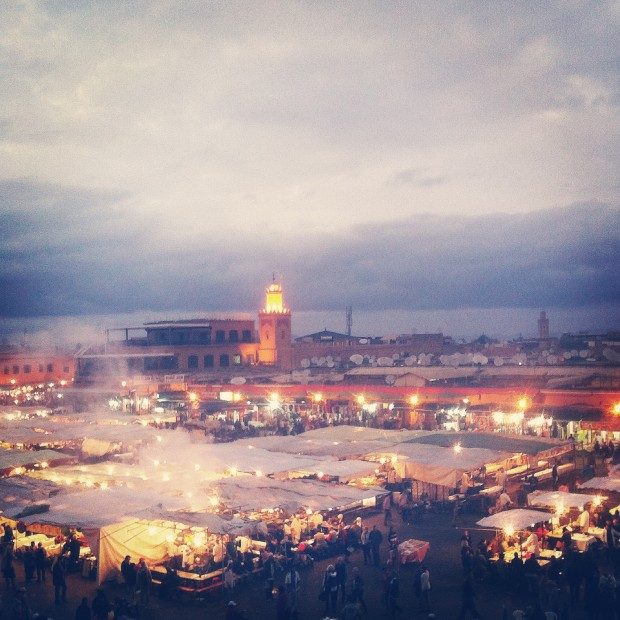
[[0, 448, 72, 471], [579, 478, 620, 493], [365, 443, 511, 488], [285, 459, 378, 482], [477, 508, 553, 530], [20, 486, 191, 530], [528, 490, 606, 509], [296, 426, 432, 443], [214, 476, 383, 513], [404, 432, 571, 456], [0, 475, 64, 518], [235, 435, 397, 459]]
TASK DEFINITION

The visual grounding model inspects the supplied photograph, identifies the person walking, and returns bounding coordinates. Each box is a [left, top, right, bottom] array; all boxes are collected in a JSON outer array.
[[552, 462, 559, 491], [135, 558, 152, 608], [458, 571, 481, 619], [51, 554, 68, 605]]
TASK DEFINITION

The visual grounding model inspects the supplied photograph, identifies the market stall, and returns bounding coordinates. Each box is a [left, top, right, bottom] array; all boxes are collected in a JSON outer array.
[[398, 538, 430, 564]]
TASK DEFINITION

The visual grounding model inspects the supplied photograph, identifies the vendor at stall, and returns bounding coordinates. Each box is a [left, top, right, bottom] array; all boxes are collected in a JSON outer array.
[[523, 530, 540, 557], [573, 507, 591, 533]]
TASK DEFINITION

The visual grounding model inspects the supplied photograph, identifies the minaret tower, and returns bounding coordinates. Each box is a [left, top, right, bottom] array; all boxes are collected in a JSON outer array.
[[258, 277, 292, 369]]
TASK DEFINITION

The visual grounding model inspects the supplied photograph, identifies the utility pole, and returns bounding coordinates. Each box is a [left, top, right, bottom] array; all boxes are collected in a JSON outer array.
[[346, 306, 352, 337]]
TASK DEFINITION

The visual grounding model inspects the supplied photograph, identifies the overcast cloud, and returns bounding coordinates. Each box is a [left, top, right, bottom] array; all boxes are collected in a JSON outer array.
[[0, 1, 618, 334]]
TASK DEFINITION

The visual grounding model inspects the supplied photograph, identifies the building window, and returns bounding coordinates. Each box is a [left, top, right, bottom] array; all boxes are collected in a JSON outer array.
[[63, 366, 70, 373], [38, 364, 44, 372], [3, 367, 8, 375], [204, 355, 214, 368], [242, 330, 252, 342], [215, 330, 225, 343], [188, 355, 198, 369], [13, 365, 19, 374], [233, 354, 241, 365], [229, 330, 239, 343], [24, 365, 31, 374], [47, 363, 54, 372], [246, 354, 254, 365], [219, 354, 230, 367], [199, 331, 211, 344]]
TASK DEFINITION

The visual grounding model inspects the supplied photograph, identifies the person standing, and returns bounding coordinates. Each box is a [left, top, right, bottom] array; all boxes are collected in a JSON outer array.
[[23, 542, 36, 583], [35, 542, 47, 583], [420, 565, 431, 612], [120, 555, 136, 597], [383, 493, 393, 526], [360, 527, 371, 565], [91, 589, 111, 620], [2, 545, 16, 589], [351, 567, 367, 613], [52, 554, 67, 605], [284, 563, 300, 616], [335, 555, 347, 603], [369, 525, 383, 567], [135, 558, 152, 608], [552, 462, 559, 491], [75, 597, 91, 620], [458, 571, 481, 619], [321, 564, 338, 617]]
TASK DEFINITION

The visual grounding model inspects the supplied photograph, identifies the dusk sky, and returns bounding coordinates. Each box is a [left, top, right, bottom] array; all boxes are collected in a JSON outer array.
[[1, 1, 618, 342]]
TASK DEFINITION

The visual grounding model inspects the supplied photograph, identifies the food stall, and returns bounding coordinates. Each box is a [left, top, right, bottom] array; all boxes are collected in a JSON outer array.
[[477, 508, 555, 561]]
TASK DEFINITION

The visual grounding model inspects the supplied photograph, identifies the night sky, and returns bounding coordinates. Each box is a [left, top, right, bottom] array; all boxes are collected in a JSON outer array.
[[1, 2, 618, 339]]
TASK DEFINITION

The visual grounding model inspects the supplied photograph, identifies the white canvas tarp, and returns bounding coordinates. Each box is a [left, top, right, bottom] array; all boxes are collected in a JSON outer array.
[[477, 508, 553, 530], [0, 448, 71, 471], [285, 459, 378, 483], [528, 490, 606, 509], [365, 443, 510, 488], [214, 476, 382, 513], [579, 478, 620, 493]]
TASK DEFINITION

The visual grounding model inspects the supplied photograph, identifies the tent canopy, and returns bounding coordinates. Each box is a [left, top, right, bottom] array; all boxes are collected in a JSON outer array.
[[477, 508, 553, 530], [527, 490, 606, 510], [213, 476, 382, 513], [579, 478, 620, 493], [365, 443, 510, 488], [285, 459, 378, 482]]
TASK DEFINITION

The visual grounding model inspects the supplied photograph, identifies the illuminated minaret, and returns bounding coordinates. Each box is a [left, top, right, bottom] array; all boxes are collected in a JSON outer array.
[[258, 279, 292, 368], [538, 311, 550, 340]]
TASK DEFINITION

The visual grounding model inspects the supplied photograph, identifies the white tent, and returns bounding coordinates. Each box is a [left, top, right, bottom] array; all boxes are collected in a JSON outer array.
[[285, 459, 378, 483], [214, 476, 383, 513], [527, 490, 606, 510], [98, 513, 255, 585], [235, 435, 396, 460], [0, 476, 63, 519], [579, 478, 620, 493], [0, 448, 73, 471], [477, 508, 553, 530], [365, 443, 511, 488]]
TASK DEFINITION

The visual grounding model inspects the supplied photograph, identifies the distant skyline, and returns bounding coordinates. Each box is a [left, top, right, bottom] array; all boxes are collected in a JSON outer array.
[[1, 2, 618, 326]]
